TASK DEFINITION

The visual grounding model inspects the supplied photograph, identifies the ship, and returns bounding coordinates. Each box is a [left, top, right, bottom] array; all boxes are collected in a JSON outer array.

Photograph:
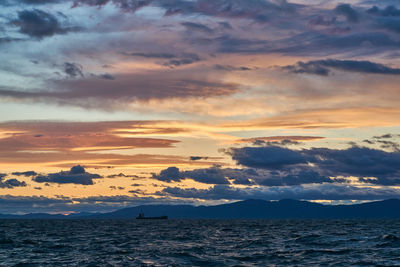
[[136, 211, 168, 220]]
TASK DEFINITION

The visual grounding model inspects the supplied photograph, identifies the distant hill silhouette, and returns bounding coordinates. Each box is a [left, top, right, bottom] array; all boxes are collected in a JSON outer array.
[[1, 199, 400, 219]]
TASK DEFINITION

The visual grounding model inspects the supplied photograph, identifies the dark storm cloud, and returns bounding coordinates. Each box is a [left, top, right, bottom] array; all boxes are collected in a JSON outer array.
[[0, 0, 62, 4], [21, 0, 62, 4], [227, 146, 309, 169], [12, 171, 37, 177], [280, 59, 400, 76], [374, 17, 400, 33], [93, 73, 116, 80], [162, 53, 201, 67], [0, 179, 27, 188], [0, 0, 62, 5], [334, 4, 359, 23], [177, 167, 231, 184], [153, 165, 334, 186], [158, 184, 400, 201], [362, 0, 400, 6], [190, 156, 209, 161], [308, 147, 400, 178], [0, 174, 27, 188], [257, 167, 332, 187], [72, 0, 152, 12], [72, 0, 301, 21], [273, 32, 400, 56], [215, 65, 252, 71], [181, 22, 213, 34], [124, 52, 202, 67], [153, 166, 252, 185], [367, 5, 400, 16], [0, 37, 22, 44], [214, 30, 400, 56], [153, 166, 180, 182], [98, 73, 115, 80], [179, 0, 300, 21], [64, 62, 84, 78], [228, 145, 400, 186], [33, 165, 102, 185], [12, 9, 79, 39]]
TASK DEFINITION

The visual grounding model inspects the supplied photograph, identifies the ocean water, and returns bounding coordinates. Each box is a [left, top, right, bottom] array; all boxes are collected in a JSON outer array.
[[0, 219, 400, 266]]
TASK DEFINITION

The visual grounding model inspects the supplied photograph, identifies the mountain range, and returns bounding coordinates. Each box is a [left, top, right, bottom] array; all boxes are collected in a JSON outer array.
[[1, 199, 400, 219]]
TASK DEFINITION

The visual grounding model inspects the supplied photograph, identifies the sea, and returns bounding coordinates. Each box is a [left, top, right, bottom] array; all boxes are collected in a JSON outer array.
[[0, 219, 400, 266]]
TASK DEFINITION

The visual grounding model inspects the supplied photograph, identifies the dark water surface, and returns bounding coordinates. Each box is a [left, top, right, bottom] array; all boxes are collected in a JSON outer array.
[[1, 219, 400, 266]]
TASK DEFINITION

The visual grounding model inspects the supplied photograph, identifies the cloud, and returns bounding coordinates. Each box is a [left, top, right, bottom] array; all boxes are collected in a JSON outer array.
[[158, 184, 400, 201], [72, 0, 153, 12], [124, 52, 176, 59], [11, 171, 37, 177], [0, 120, 216, 168], [0, 179, 27, 188], [228, 145, 400, 186], [260, 32, 400, 56], [362, 134, 400, 151], [12, 9, 79, 39], [97, 73, 116, 80], [153, 166, 253, 184], [64, 62, 84, 78], [374, 17, 400, 33], [3, 0, 62, 4], [0, 0, 62, 6], [72, 0, 301, 20], [109, 185, 124, 190], [153, 165, 333, 186], [162, 53, 201, 67], [279, 59, 400, 76], [181, 22, 213, 34], [153, 166, 181, 182], [334, 4, 359, 23], [0, 195, 182, 214], [33, 165, 102, 185], [174, 0, 300, 21], [227, 107, 400, 129], [239, 136, 325, 146], [190, 156, 209, 161], [107, 173, 139, 178], [0, 71, 239, 109], [0, 120, 180, 153], [228, 146, 309, 169], [0, 174, 27, 188], [0, 195, 74, 214], [124, 52, 202, 67], [367, 5, 400, 17], [362, 0, 400, 6], [214, 65, 252, 71]]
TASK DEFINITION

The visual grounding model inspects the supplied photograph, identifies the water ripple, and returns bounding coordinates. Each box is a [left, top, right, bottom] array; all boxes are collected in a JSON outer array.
[[0, 219, 400, 266]]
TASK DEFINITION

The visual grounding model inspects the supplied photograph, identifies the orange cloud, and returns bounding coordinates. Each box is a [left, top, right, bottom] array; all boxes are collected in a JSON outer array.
[[223, 107, 400, 130], [0, 121, 180, 152]]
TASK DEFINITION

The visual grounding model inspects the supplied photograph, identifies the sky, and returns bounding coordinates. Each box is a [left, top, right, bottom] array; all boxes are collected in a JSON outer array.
[[0, 0, 400, 214]]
